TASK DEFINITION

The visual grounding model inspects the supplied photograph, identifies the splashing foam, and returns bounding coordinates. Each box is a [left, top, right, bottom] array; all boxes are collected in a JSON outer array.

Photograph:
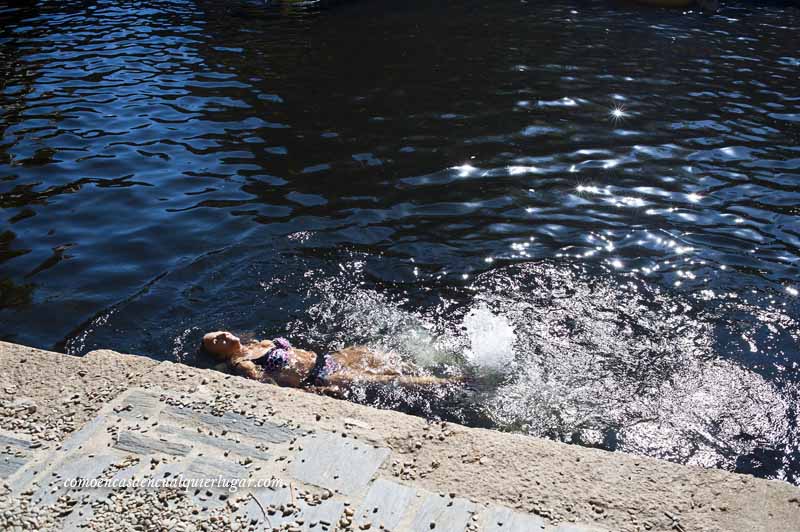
[[299, 273, 460, 368], [462, 304, 516, 371], [467, 263, 797, 475], [292, 259, 798, 479]]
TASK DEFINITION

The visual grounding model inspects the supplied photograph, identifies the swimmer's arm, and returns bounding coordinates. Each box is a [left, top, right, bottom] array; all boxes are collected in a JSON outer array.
[[328, 373, 461, 387], [230, 359, 260, 380]]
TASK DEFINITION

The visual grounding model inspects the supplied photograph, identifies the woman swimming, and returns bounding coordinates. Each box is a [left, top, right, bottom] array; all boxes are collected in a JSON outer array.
[[201, 331, 458, 396]]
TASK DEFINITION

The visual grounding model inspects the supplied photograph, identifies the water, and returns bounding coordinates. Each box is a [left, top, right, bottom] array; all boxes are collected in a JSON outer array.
[[1, 0, 799, 482]]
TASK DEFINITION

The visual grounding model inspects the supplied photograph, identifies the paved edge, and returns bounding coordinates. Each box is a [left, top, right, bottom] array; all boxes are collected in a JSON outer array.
[[1, 340, 799, 532]]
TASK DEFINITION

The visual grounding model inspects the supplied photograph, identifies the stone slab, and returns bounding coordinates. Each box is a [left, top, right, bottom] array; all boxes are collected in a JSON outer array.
[[4, 454, 47, 494], [183, 454, 250, 480], [354, 478, 417, 530], [4, 408, 111, 494], [162, 405, 295, 444], [243, 484, 291, 513], [0, 453, 27, 478], [156, 423, 270, 461], [61, 504, 95, 532], [33, 453, 118, 506], [0, 432, 34, 480], [300, 497, 345, 530], [113, 431, 192, 456], [288, 432, 390, 495], [60, 492, 96, 532], [0, 432, 35, 450], [59, 413, 108, 455], [147, 454, 251, 510], [109, 459, 148, 484], [409, 491, 477, 532], [240, 487, 344, 530]]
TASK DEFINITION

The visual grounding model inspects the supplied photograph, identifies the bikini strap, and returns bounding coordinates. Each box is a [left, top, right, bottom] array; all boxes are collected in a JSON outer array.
[[257, 337, 291, 372], [304, 352, 341, 386]]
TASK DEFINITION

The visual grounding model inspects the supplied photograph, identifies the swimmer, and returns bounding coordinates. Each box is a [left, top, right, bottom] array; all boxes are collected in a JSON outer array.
[[201, 331, 458, 397]]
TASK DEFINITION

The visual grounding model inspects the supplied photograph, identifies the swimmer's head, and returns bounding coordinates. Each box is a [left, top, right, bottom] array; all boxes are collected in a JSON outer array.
[[202, 331, 242, 360]]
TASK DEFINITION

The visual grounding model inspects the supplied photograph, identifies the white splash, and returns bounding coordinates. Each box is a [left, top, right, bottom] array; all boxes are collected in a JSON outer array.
[[462, 305, 517, 370]]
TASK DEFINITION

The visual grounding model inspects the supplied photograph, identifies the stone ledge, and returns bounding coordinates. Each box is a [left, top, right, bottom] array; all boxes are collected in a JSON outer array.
[[1, 341, 799, 532]]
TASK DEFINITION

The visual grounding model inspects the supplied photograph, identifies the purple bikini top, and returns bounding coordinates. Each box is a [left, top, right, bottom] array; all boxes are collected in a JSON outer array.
[[260, 337, 292, 372], [259, 337, 342, 385]]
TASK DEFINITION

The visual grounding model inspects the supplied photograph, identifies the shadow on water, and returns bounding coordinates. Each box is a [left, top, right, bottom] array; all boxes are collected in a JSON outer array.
[[0, 0, 799, 481]]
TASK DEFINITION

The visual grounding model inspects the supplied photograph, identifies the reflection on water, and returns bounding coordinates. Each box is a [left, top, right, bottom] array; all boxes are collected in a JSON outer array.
[[1, 0, 799, 481]]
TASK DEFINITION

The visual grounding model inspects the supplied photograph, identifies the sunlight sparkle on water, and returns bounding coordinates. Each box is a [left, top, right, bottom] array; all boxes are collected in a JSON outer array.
[[576, 184, 602, 194], [507, 165, 538, 175], [609, 105, 629, 123], [617, 196, 647, 208], [453, 163, 477, 177]]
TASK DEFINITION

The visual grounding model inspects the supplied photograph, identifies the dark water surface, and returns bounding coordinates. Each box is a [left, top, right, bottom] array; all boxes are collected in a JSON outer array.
[[1, 0, 799, 481]]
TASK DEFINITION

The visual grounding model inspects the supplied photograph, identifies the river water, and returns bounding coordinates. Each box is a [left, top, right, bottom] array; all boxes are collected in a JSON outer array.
[[1, 0, 799, 482]]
